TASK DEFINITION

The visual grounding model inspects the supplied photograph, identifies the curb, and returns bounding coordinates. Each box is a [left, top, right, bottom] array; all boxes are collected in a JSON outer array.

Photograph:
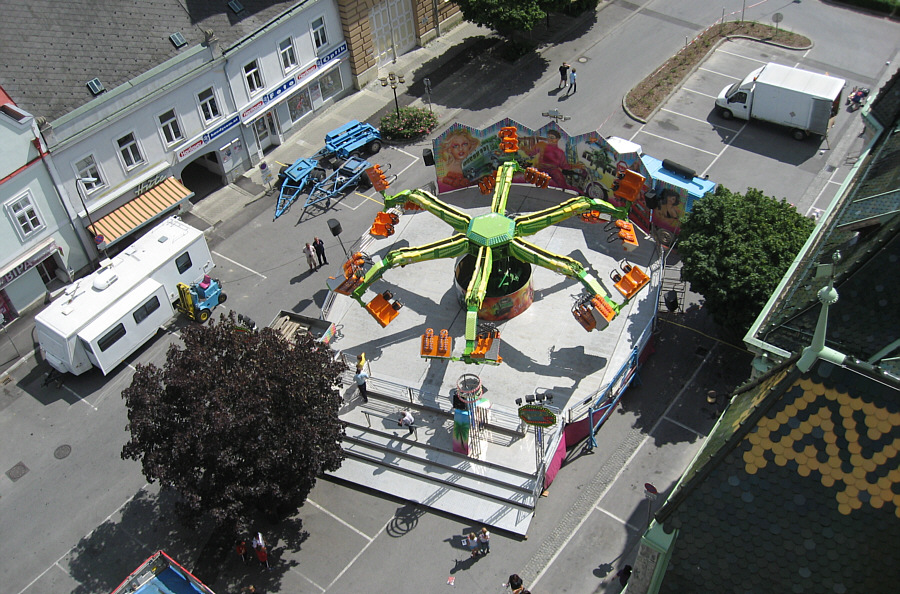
[[623, 30, 814, 124]]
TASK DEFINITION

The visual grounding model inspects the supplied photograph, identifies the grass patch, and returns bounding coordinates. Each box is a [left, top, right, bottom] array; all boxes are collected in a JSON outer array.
[[625, 22, 811, 120]]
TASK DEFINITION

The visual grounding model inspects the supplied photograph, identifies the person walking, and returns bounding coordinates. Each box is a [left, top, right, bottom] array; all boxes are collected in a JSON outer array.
[[477, 527, 490, 555], [313, 236, 327, 267], [235, 540, 248, 564], [355, 369, 369, 402], [255, 544, 270, 570], [303, 243, 316, 271], [558, 62, 570, 88], [398, 410, 415, 434], [568, 68, 577, 94]]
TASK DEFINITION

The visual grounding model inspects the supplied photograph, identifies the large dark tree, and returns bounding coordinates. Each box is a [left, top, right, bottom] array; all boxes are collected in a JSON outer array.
[[121, 313, 345, 533], [454, 0, 556, 37], [678, 186, 814, 336]]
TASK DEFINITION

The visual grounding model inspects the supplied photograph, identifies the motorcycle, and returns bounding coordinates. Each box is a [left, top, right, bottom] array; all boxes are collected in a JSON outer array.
[[847, 86, 870, 112]]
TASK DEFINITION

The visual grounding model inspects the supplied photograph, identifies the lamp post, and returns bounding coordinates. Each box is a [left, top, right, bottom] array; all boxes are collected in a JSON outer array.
[[380, 72, 404, 116], [76, 177, 105, 266]]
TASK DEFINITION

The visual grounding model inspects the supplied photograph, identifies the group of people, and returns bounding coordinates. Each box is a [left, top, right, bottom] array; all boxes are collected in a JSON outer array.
[[302, 237, 328, 272], [558, 62, 577, 94], [235, 532, 271, 570], [464, 527, 491, 558]]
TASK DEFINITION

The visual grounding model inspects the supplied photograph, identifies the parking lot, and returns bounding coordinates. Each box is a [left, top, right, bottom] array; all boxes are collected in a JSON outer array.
[[625, 38, 872, 218]]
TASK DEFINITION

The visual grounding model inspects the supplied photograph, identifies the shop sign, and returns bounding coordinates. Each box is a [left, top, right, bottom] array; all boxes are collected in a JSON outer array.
[[177, 115, 240, 162], [517, 404, 558, 427], [132, 172, 170, 196], [316, 42, 347, 69], [295, 63, 317, 84], [240, 77, 298, 123], [1, 241, 58, 290]]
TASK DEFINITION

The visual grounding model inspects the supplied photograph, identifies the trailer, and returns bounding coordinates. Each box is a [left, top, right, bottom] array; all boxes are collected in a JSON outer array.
[[35, 217, 214, 376], [274, 121, 381, 219], [268, 310, 337, 345], [716, 62, 845, 139]]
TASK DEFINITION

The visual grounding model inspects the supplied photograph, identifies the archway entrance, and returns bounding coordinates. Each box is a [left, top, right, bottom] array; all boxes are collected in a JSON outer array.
[[180, 152, 225, 203]]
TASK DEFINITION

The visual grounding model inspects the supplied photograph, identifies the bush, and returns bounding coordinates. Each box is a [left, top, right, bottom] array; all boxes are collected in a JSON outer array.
[[379, 106, 439, 141]]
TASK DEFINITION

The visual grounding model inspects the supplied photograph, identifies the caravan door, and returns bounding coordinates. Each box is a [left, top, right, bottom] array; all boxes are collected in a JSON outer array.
[[77, 279, 174, 375]]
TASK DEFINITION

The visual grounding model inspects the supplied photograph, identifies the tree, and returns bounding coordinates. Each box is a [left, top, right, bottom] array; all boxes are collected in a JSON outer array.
[[121, 313, 346, 533], [454, 0, 554, 37], [677, 186, 814, 336]]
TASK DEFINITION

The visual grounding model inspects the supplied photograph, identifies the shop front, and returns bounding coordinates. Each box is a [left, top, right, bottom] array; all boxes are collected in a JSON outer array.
[[0, 237, 63, 319]]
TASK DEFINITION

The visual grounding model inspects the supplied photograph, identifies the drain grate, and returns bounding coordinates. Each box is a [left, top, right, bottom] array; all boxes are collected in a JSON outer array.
[[1, 376, 11, 385], [6, 462, 29, 481], [825, 165, 836, 173], [54, 445, 72, 459]]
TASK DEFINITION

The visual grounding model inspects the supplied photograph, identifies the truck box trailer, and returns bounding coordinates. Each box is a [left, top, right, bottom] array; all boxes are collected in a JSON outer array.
[[716, 62, 845, 139], [35, 217, 214, 376]]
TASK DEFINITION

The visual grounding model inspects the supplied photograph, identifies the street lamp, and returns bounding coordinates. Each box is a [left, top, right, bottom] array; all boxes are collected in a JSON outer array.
[[75, 177, 106, 265], [380, 72, 405, 116]]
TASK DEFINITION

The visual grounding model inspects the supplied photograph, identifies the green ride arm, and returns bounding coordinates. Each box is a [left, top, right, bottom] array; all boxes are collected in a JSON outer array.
[[489, 162, 516, 215], [383, 189, 471, 233], [463, 246, 493, 356], [513, 195, 632, 237]]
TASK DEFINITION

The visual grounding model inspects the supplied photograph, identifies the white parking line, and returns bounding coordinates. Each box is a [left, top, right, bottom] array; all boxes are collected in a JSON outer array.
[[212, 251, 267, 280], [662, 415, 707, 439], [307, 499, 374, 541], [698, 67, 741, 81], [324, 518, 389, 591], [700, 121, 749, 178], [717, 48, 768, 65], [61, 383, 98, 411], [288, 566, 326, 592], [634, 130, 719, 156], [681, 87, 719, 100], [659, 108, 717, 126], [596, 505, 643, 532], [805, 166, 844, 216]]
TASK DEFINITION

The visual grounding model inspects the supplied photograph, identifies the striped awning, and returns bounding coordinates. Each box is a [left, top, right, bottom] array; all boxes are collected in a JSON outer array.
[[88, 177, 194, 245]]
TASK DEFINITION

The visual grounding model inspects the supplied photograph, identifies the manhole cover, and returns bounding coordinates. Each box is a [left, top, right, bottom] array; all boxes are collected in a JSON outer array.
[[623, 123, 634, 129], [577, 56, 589, 63], [6, 462, 29, 482], [825, 165, 836, 173], [54, 445, 72, 459]]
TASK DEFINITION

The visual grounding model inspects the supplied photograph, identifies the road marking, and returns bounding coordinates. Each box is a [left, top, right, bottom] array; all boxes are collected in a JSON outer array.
[[698, 67, 741, 81], [324, 517, 389, 591], [659, 107, 719, 126], [288, 566, 326, 591], [700, 121, 749, 178], [681, 87, 719, 100], [596, 506, 642, 532], [307, 498, 374, 541], [634, 130, 719, 156], [717, 48, 768, 65], [212, 251, 267, 280], [662, 415, 707, 439], [805, 165, 844, 216], [530, 346, 718, 589], [60, 383, 98, 411]]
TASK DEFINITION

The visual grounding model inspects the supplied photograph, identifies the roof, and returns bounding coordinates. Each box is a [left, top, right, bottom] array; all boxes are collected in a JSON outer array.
[[756, 62, 846, 99], [111, 550, 215, 594], [0, 0, 306, 122], [656, 357, 900, 593]]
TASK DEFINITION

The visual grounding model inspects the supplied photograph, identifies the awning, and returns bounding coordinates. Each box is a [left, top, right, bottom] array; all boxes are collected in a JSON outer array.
[[88, 177, 194, 246], [0, 237, 58, 290]]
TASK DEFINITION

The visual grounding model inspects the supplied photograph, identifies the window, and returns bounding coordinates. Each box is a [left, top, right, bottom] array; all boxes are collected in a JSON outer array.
[[287, 87, 312, 122], [158, 109, 183, 145], [75, 155, 103, 190], [311, 17, 327, 50], [6, 191, 44, 239], [279, 38, 297, 71], [319, 68, 344, 102], [117, 133, 144, 169], [198, 88, 220, 123], [244, 60, 263, 95], [175, 252, 192, 274], [98, 323, 126, 352], [133, 296, 161, 324]]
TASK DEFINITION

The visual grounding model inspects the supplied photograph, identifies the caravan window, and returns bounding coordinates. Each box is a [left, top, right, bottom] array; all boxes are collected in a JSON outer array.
[[97, 324, 127, 352], [175, 252, 192, 274], [133, 296, 161, 324]]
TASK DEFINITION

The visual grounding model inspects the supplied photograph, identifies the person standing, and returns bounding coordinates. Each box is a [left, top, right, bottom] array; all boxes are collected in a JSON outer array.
[[558, 62, 570, 88], [303, 242, 316, 271], [568, 68, 577, 94], [477, 527, 490, 555], [398, 410, 415, 434], [313, 237, 327, 267], [467, 531, 480, 558], [235, 540, 248, 564], [355, 369, 369, 403]]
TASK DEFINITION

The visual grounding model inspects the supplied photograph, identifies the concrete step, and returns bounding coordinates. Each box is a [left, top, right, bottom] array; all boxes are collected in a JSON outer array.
[[328, 455, 535, 537], [342, 423, 537, 509]]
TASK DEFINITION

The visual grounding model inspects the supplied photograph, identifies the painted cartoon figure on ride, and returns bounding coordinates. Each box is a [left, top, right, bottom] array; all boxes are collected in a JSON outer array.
[[438, 128, 480, 190]]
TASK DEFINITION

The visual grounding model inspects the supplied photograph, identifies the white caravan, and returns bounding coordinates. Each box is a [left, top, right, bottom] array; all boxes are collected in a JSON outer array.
[[35, 217, 214, 376]]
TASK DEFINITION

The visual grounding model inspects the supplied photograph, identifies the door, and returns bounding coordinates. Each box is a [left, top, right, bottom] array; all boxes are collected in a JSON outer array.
[[254, 112, 280, 153], [370, 0, 416, 67]]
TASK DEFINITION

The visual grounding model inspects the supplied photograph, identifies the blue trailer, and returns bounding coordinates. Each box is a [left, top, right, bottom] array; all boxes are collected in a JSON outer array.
[[275, 121, 381, 219]]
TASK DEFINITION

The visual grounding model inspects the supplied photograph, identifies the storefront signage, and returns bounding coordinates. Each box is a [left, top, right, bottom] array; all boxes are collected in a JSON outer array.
[[132, 172, 170, 196], [1, 240, 59, 290], [517, 404, 558, 427], [296, 63, 317, 84], [177, 115, 241, 162], [241, 77, 299, 123], [316, 42, 347, 69]]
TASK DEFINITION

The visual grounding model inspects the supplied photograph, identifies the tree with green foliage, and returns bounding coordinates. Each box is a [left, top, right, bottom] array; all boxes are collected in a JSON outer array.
[[454, 0, 555, 37], [121, 313, 345, 533], [677, 186, 814, 336]]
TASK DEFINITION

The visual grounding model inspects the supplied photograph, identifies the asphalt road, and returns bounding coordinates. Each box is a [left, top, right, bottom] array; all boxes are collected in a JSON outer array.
[[2, 1, 898, 593]]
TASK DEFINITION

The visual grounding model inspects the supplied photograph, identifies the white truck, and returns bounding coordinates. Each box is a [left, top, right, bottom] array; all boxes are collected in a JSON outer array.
[[35, 217, 214, 376], [716, 62, 845, 140]]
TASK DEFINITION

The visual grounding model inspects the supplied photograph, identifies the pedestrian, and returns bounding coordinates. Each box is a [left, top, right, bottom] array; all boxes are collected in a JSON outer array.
[[466, 531, 480, 558], [255, 544, 270, 570], [235, 539, 248, 564], [558, 62, 570, 88], [477, 526, 490, 555], [355, 368, 369, 402], [505, 573, 525, 592], [303, 242, 316, 271], [313, 236, 328, 267], [398, 410, 415, 434], [568, 68, 577, 94], [240, 586, 256, 593], [617, 564, 633, 586], [251, 532, 264, 550]]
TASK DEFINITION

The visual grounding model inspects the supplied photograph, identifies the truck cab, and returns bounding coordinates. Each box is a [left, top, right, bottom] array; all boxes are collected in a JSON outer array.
[[715, 66, 763, 121]]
